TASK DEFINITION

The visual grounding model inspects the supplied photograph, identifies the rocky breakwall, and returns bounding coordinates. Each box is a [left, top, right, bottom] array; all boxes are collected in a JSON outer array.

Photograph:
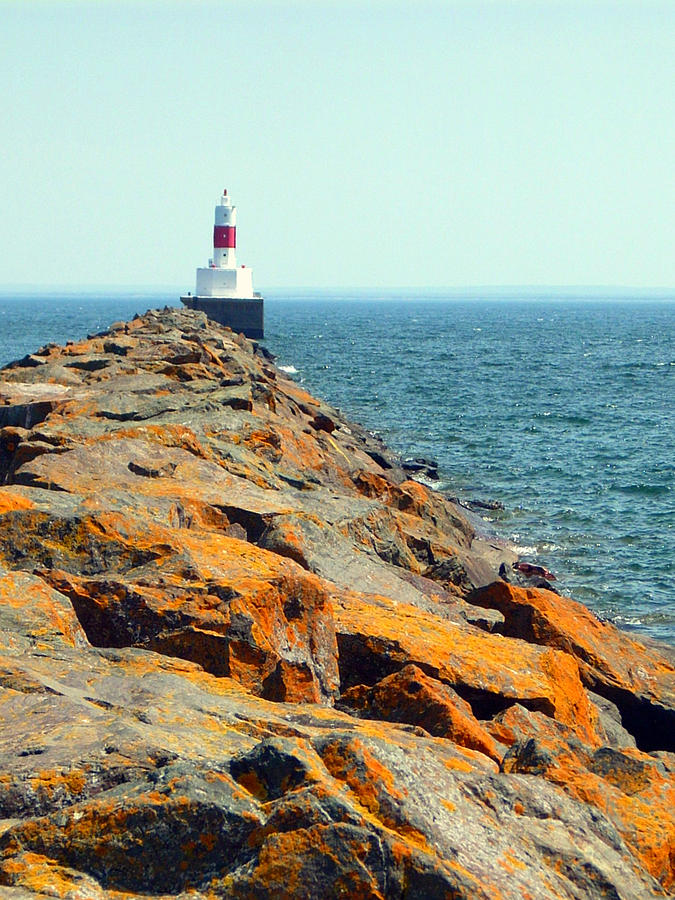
[[0, 307, 673, 900]]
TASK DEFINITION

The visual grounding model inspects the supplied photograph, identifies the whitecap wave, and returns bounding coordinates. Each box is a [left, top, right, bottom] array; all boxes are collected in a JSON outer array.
[[278, 364, 298, 374], [512, 544, 538, 555], [610, 615, 644, 627]]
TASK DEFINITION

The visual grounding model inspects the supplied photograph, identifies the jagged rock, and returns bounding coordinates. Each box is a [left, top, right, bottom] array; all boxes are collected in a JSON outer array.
[[0, 307, 672, 899], [340, 663, 502, 760], [401, 455, 439, 480], [467, 580, 675, 751], [0, 764, 263, 893], [332, 587, 604, 748], [424, 554, 473, 591], [498, 707, 675, 891]]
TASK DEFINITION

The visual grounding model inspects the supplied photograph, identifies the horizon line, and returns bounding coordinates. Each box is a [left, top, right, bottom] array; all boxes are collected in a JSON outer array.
[[1, 283, 674, 295]]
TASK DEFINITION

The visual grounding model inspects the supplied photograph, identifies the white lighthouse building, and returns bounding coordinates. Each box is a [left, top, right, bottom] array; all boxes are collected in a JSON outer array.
[[181, 189, 264, 338]]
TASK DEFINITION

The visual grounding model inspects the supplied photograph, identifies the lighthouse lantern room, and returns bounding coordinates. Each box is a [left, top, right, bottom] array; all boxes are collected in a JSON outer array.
[[181, 189, 264, 339]]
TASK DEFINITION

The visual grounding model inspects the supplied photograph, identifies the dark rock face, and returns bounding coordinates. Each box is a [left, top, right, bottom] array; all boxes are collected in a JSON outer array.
[[0, 308, 673, 899]]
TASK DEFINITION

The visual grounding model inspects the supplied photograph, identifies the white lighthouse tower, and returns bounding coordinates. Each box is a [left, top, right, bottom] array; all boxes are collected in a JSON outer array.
[[181, 189, 264, 338]]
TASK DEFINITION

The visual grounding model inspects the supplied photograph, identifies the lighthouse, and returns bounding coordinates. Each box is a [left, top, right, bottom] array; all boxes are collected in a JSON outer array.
[[181, 189, 264, 339]]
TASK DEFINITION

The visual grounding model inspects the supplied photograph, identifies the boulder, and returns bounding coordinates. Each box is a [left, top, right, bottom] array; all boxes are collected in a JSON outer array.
[[467, 581, 675, 751]]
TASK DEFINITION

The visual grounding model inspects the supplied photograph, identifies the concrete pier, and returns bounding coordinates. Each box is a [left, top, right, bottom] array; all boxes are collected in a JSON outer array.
[[179, 294, 264, 339]]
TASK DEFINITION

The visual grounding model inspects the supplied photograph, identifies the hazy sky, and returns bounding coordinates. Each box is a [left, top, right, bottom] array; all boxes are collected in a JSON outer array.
[[2, 0, 673, 290]]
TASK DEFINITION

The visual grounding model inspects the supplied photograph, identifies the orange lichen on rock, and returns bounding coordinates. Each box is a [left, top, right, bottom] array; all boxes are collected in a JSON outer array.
[[501, 711, 675, 889], [29, 769, 88, 799], [469, 580, 675, 696], [0, 850, 109, 899], [226, 825, 390, 900], [468, 580, 675, 752], [341, 664, 501, 761], [333, 588, 602, 746], [0, 570, 87, 649], [319, 736, 402, 818], [0, 489, 34, 514], [101, 422, 215, 460], [36, 523, 340, 703]]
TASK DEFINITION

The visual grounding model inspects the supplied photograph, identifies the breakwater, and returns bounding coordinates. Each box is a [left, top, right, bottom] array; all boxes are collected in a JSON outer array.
[[0, 307, 673, 898]]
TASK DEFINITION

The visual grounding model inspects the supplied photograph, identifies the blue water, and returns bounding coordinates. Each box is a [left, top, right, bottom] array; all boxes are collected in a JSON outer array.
[[1, 290, 673, 645]]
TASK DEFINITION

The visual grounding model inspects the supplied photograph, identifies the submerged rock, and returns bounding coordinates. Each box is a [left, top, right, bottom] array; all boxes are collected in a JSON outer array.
[[0, 307, 672, 898]]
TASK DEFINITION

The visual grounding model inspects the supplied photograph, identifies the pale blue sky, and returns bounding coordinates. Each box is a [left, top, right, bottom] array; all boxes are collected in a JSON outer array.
[[2, 0, 673, 290]]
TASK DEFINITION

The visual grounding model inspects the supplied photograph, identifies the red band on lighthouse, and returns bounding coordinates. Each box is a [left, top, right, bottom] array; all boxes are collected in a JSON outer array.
[[213, 225, 236, 248]]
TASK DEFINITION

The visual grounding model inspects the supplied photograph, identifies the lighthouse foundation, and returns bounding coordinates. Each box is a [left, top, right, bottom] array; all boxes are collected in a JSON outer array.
[[180, 295, 264, 340]]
